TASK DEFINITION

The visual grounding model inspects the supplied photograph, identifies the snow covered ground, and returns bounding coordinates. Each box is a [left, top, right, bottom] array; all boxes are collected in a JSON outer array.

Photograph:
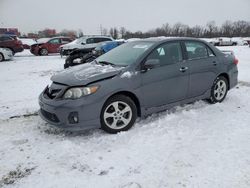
[[0, 46, 250, 188]]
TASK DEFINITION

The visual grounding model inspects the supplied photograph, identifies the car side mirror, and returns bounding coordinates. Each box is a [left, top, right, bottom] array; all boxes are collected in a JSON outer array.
[[81, 42, 86, 45], [142, 59, 160, 71]]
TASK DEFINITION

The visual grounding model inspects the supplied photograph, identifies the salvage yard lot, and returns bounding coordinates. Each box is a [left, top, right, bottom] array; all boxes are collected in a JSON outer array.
[[0, 46, 250, 188]]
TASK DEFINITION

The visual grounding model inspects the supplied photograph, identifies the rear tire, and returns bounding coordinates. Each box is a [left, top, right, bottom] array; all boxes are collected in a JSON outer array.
[[101, 95, 137, 134], [0, 53, 4, 62], [208, 76, 228, 104]]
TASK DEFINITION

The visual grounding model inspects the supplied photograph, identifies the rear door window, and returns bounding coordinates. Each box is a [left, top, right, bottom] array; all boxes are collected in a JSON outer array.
[[99, 38, 112, 42], [184, 41, 214, 59], [49, 38, 61, 44], [93, 38, 102, 43]]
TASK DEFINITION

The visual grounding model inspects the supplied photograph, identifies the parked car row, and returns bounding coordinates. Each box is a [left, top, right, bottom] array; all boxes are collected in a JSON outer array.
[[0, 35, 116, 61], [28, 36, 114, 56]]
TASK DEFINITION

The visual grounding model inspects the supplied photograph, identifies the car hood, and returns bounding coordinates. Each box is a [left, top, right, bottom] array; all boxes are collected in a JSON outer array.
[[61, 43, 100, 50], [51, 62, 124, 86], [32, 42, 44, 46], [61, 42, 82, 49]]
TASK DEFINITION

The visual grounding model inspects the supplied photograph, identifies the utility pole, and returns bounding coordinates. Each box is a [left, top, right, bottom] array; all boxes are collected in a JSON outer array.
[[100, 24, 103, 35]]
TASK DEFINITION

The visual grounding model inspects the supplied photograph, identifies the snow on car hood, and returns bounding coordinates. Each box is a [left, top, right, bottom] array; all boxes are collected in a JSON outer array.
[[61, 43, 83, 49], [61, 43, 100, 50], [51, 62, 124, 86]]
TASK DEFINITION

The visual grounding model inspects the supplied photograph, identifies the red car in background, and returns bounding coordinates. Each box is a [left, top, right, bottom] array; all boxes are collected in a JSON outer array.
[[0, 35, 24, 55], [30, 37, 73, 56]]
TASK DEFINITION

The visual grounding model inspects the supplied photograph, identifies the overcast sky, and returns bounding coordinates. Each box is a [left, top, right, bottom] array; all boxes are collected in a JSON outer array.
[[0, 0, 250, 34]]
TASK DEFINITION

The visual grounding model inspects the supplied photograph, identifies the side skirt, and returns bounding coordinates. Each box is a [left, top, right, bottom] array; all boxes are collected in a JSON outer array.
[[142, 90, 211, 117]]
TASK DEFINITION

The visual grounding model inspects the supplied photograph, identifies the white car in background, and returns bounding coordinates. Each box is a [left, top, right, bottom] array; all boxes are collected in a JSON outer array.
[[232, 37, 249, 46], [0, 48, 13, 62], [60, 36, 113, 56], [217, 37, 234, 46]]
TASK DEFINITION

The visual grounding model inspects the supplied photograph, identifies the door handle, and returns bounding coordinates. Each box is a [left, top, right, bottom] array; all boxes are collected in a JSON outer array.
[[180, 67, 188, 72], [213, 61, 217, 66]]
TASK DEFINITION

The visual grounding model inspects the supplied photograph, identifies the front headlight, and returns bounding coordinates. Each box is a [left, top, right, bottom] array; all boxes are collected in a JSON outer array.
[[63, 86, 99, 99]]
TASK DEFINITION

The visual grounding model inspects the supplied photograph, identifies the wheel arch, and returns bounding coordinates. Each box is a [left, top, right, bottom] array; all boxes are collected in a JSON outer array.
[[217, 73, 230, 90], [106, 91, 141, 117], [0, 52, 4, 61]]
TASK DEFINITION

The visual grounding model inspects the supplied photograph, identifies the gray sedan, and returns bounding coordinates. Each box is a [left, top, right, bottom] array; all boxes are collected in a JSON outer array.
[[39, 38, 238, 133]]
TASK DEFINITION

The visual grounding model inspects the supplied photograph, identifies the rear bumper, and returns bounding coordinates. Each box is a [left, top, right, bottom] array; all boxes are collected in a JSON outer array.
[[229, 66, 238, 89]]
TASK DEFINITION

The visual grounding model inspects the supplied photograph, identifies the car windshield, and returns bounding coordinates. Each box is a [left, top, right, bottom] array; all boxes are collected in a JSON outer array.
[[75, 37, 87, 44], [37, 38, 50, 43], [96, 41, 154, 66]]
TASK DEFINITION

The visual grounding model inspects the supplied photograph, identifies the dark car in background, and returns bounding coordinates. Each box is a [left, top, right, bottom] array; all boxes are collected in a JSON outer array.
[[0, 35, 24, 55], [64, 41, 124, 68], [39, 38, 238, 133], [30, 37, 73, 56]]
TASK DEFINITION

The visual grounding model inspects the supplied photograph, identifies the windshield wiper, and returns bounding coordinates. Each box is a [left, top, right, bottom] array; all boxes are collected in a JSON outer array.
[[97, 60, 116, 66]]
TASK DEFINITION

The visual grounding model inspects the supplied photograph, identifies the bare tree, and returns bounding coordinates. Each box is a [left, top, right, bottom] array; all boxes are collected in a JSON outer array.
[[205, 21, 218, 37], [120, 27, 126, 38]]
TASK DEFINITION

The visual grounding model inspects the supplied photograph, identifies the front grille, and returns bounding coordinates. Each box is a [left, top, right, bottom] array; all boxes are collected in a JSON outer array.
[[44, 82, 66, 99], [40, 108, 59, 123], [46, 88, 61, 99]]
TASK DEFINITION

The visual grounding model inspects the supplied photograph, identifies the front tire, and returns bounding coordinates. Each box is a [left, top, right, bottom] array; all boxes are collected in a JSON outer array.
[[208, 76, 228, 104], [39, 48, 48, 56], [101, 95, 137, 134]]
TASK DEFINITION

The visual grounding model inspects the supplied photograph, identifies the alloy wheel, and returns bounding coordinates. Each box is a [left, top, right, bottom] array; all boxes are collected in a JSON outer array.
[[40, 49, 48, 56], [103, 101, 132, 130], [214, 80, 227, 100]]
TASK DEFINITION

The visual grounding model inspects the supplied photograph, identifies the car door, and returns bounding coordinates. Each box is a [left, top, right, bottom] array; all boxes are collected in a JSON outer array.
[[183, 41, 219, 98], [48, 38, 61, 53], [140, 42, 189, 108]]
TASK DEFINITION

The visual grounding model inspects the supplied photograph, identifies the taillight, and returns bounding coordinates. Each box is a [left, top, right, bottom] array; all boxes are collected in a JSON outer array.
[[233, 58, 239, 65]]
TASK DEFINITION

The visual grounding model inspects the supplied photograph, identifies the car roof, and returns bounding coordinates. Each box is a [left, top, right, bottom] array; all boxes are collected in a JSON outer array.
[[81, 35, 113, 39], [50, 36, 71, 39], [138, 37, 207, 44]]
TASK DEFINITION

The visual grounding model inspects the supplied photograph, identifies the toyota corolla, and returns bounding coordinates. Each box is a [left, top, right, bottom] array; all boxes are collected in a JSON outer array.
[[38, 38, 238, 133]]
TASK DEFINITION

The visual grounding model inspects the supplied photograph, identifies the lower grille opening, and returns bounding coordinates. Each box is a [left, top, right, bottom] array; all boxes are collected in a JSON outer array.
[[40, 109, 59, 123]]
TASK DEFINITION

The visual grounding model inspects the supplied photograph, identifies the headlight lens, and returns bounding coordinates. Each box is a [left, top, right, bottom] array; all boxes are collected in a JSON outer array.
[[63, 86, 99, 99]]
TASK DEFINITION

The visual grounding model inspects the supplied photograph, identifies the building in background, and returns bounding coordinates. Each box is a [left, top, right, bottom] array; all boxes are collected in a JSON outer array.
[[0, 28, 20, 36]]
